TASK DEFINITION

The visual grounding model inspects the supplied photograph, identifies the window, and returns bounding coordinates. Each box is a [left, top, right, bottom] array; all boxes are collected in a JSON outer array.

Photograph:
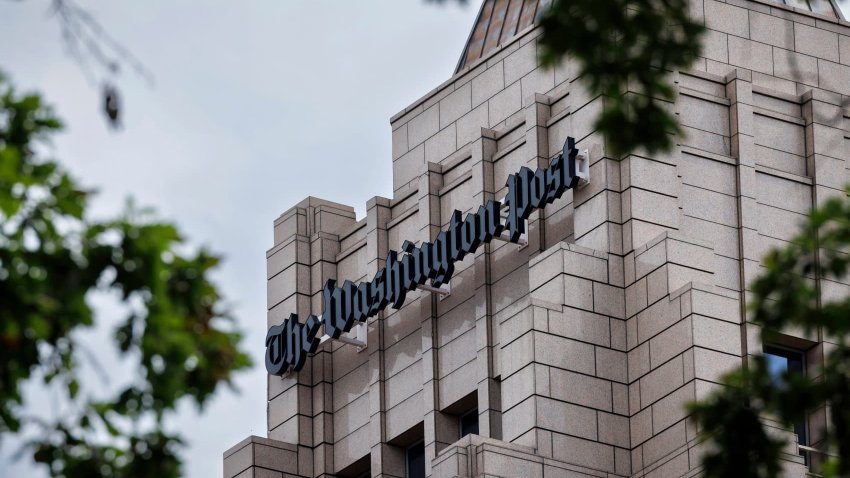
[[459, 409, 479, 438], [764, 345, 808, 460], [767, 0, 841, 17], [405, 440, 425, 478]]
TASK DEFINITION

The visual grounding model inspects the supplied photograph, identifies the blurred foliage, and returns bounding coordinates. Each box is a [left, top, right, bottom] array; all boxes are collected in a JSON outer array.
[[537, 0, 704, 157], [437, 0, 704, 156], [0, 71, 251, 477], [690, 190, 850, 477], [5, 0, 154, 128]]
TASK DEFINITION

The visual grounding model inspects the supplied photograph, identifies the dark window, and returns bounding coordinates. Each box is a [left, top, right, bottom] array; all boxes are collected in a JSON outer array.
[[459, 409, 479, 438], [406, 441, 425, 478], [764, 345, 808, 459]]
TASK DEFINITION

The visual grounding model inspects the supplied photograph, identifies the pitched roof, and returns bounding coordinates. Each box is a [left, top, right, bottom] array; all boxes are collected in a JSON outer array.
[[455, 0, 547, 73]]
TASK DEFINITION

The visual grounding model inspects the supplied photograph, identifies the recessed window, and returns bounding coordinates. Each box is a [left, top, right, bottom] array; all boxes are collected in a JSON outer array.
[[459, 409, 479, 438], [764, 345, 808, 459], [405, 440, 425, 478]]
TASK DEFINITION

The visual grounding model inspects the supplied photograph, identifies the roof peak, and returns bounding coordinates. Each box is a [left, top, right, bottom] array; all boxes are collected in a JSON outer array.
[[455, 0, 547, 73]]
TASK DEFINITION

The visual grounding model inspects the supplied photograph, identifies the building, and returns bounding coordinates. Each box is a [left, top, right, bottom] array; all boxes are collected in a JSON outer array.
[[224, 0, 850, 476]]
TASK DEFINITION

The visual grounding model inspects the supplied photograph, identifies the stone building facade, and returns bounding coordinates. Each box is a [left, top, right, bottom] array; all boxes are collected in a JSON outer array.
[[224, 0, 850, 476]]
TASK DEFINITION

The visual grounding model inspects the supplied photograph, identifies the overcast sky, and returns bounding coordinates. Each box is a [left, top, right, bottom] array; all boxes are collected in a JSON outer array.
[[0, 1, 479, 477]]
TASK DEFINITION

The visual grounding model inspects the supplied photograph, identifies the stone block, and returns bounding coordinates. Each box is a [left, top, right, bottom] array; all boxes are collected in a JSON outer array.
[[502, 363, 537, 411], [682, 184, 739, 227], [668, 237, 715, 272], [501, 331, 536, 378], [728, 35, 774, 75], [773, 47, 818, 86], [332, 364, 369, 410], [408, 104, 439, 147], [333, 393, 369, 441], [651, 382, 695, 432], [693, 346, 742, 382], [529, 250, 565, 292], [574, 190, 610, 239], [561, 274, 594, 311], [456, 104, 489, 147], [438, 328, 477, 377], [537, 396, 598, 440], [385, 392, 424, 441], [704, 0, 749, 37], [612, 383, 628, 415], [795, 23, 839, 63], [680, 152, 737, 196], [626, 278, 648, 319], [595, 346, 627, 383], [649, 317, 694, 368], [625, 156, 680, 197], [472, 63, 505, 107], [504, 41, 538, 86], [634, 238, 667, 280], [641, 420, 687, 467], [548, 306, 611, 347], [702, 29, 729, 63], [811, 122, 846, 160], [223, 436, 299, 478], [563, 248, 608, 283], [593, 282, 625, 319], [631, 407, 653, 445], [646, 265, 669, 305], [693, 314, 742, 355], [488, 81, 522, 128], [536, 332, 597, 375], [393, 144, 424, 190], [626, 188, 680, 228], [640, 355, 685, 407], [440, 82, 472, 129], [520, 67, 555, 99], [392, 123, 409, 160], [636, 297, 678, 344], [756, 172, 812, 215], [550, 433, 616, 474], [750, 11, 794, 50], [425, 124, 457, 163], [598, 412, 630, 448], [752, 71, 797, 95], [818, 59, 850, 96], [479, 447, 544, 478], [629, 342, 651, 382], [757, 203, 806, 242], [439, 363, 479, 409]]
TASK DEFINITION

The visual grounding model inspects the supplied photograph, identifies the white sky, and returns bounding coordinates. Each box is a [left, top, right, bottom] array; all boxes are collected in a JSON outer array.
[[0, 1, 479, 477]]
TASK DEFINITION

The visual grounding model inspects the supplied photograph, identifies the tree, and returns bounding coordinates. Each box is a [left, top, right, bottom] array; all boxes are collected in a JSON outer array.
[[438, 0, 705, 157], [4, 0, 154, 128], [690, 191, 850, 477], [432, 0, 705, 157], [536, 0, 704, 156], [0, 71, 251, 477]]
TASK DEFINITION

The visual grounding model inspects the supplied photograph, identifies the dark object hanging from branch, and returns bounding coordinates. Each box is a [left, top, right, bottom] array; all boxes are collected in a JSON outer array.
[[47, 0, 152, 128], [102, 82, 120, 128]]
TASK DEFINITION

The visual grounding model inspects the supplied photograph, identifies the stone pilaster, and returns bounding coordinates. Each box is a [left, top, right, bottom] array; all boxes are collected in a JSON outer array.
[[470, 131, 501, 440], [418, 161, 444, 477]]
